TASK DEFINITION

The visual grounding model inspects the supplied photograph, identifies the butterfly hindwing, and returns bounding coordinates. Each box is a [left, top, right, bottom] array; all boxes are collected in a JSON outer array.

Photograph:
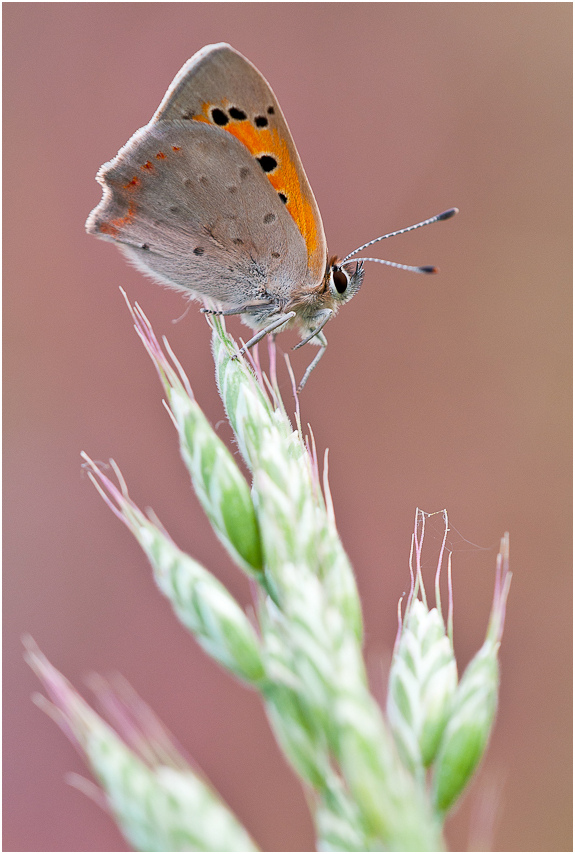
[[89, 120, 306, 308]]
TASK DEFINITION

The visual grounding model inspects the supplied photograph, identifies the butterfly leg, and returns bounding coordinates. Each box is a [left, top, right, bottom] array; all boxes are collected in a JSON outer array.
[[297, 331, 328, 394], [292, 309, 334, 351], [232, 311, 297, 359], [201, 300, 274, 316]]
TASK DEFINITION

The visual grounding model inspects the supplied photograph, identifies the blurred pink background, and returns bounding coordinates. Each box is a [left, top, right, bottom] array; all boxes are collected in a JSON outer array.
[[4, 4, 571, 851]]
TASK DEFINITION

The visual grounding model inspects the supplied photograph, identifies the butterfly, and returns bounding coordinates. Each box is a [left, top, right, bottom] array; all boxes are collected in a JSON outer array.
[[86, 43, 457, 391]]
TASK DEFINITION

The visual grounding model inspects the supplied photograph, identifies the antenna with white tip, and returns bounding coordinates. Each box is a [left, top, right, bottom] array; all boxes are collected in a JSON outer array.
[[340, 207, 459, 274]]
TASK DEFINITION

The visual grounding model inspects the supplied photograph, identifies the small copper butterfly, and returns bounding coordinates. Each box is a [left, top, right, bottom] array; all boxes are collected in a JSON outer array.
[[86, 43, 457, 391]]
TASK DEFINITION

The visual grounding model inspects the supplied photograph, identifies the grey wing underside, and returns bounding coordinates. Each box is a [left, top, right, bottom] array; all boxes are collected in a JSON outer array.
[[86, 120, 308, 313], [153, 43, 327, 286]]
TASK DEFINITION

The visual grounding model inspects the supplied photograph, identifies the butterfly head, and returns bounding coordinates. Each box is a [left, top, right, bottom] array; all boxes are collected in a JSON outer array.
[[327, 258, 365, 305]]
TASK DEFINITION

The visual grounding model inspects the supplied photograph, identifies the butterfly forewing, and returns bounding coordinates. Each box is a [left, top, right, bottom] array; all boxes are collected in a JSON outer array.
[[155, 43, 327, 286], [86, 43, 328, 311]]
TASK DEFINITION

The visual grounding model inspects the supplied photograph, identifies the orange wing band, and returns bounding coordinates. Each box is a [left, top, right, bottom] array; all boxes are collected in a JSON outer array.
[[193, 103, 320, 263]]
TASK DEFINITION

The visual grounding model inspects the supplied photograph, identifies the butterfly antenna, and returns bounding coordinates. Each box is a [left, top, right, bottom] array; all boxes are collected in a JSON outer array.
[[340, 207, 458, 273], [351, 257, 438, 274]]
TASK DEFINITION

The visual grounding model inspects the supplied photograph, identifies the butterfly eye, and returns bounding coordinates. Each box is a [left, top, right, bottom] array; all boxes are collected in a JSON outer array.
[[328, 262, 365, 304], [330, 266, 349, 296]]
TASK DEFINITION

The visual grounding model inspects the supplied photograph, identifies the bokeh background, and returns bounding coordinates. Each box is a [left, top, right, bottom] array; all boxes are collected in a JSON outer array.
[[4, 3, 572, 851]]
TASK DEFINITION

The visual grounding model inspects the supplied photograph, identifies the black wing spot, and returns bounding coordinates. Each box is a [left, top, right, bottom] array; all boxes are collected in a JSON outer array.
[[141, 243, 150, 251], [193, 247, 205, 256], [267, 106, 275, 115], [278, 192, 288, 204], [229, 107, 247, 121], [239, 166, 250, 180], [211, 107, 229, 126], [263, 213, 276, 224], [255, 115, 268, 128], [258, 155, 277, 173]]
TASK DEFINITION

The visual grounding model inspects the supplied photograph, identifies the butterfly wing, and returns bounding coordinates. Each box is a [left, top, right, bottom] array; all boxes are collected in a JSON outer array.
[[86, 43, 327, 312]]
